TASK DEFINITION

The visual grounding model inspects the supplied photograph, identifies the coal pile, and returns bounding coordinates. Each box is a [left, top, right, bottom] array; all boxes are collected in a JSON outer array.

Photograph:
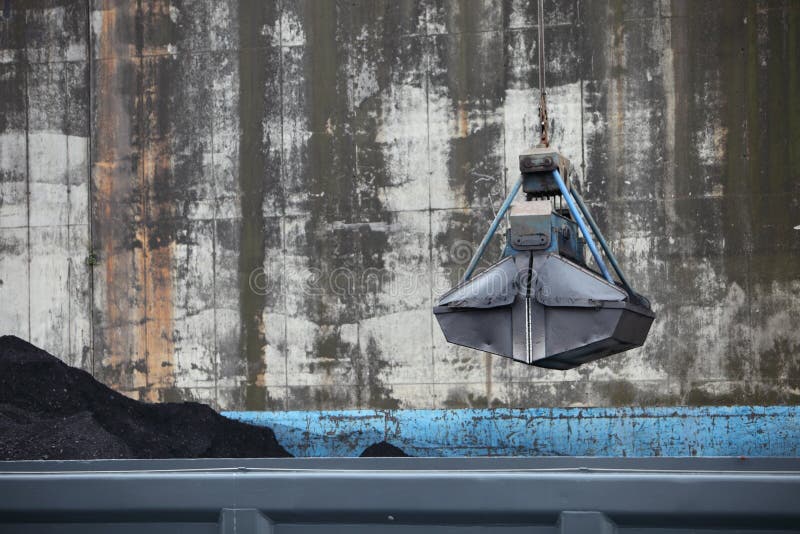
[[0, 336, 291, 460], [360, 441, 410, 457]]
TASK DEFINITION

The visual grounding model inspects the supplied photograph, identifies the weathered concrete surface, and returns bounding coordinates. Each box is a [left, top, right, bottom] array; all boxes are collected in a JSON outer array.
[[0, 0, 91, 374], [0, 0, 798, 410]]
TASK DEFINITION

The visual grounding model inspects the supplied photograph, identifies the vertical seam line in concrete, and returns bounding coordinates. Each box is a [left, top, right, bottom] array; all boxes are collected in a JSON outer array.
[[66, 58, 73, 364], [579, 78, 585, 175], [210, 49, 219, 409], [86, 0, 95, 375], [744, 3, 755, 381], [278, 0, 289, 411], [356, 321, 363, 410], [424, 10, 435, 409], [501, 21, 508, 197], [579, 0, 586, 183], [137, 49, 149, 394], [23, 53, 31, 342]]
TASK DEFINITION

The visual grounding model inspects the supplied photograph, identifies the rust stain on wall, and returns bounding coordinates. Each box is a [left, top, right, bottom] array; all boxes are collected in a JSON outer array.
[[94, 0, 178, 399], [93, 1, 145, 391], [140, 146, 175, 400], [457, 100, 469, 138], [138, 0, 178, 401]]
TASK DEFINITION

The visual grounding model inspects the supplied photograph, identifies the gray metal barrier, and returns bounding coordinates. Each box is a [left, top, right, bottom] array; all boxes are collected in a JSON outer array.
[[1, 457, 799, 533]]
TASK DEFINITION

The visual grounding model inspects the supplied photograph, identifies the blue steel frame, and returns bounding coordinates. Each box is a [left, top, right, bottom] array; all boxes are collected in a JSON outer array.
[[461, 176, 523, 283], [571, 186, 636, 298], [551, 169, 614, 282]]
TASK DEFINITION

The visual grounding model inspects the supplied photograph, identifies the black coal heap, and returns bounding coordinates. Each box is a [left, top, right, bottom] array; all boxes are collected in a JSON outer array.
[[0, 336, 291, 460]]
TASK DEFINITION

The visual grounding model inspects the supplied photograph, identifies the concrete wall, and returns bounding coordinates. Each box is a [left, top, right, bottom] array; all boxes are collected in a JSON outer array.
[[0, 0, 798, 411]]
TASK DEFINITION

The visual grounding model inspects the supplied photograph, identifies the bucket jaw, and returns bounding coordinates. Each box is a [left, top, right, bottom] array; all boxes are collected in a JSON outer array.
[[434, 253, 654, 369]]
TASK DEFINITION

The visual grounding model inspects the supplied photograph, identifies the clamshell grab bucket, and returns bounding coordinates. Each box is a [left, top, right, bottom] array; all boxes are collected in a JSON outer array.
[[434, 254, 654, 369]]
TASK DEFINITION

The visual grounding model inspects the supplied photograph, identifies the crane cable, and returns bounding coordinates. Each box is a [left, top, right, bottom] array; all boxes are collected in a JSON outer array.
[[537, 0, 549, 148]]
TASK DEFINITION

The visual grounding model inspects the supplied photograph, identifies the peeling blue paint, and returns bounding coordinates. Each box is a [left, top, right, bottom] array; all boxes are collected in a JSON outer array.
[[224, 406, 800, 457]]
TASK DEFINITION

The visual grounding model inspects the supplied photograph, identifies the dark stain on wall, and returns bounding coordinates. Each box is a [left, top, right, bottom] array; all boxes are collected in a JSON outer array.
[[237, 0, 281, 410], [0, 64, 26, 133], [280, 0, 405, 409], [747, 1, 800, 286], [431, 3, 505, 209]]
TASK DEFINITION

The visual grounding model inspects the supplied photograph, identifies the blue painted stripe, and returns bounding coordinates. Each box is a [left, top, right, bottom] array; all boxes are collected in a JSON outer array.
[[223, 406, 800, 458]]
